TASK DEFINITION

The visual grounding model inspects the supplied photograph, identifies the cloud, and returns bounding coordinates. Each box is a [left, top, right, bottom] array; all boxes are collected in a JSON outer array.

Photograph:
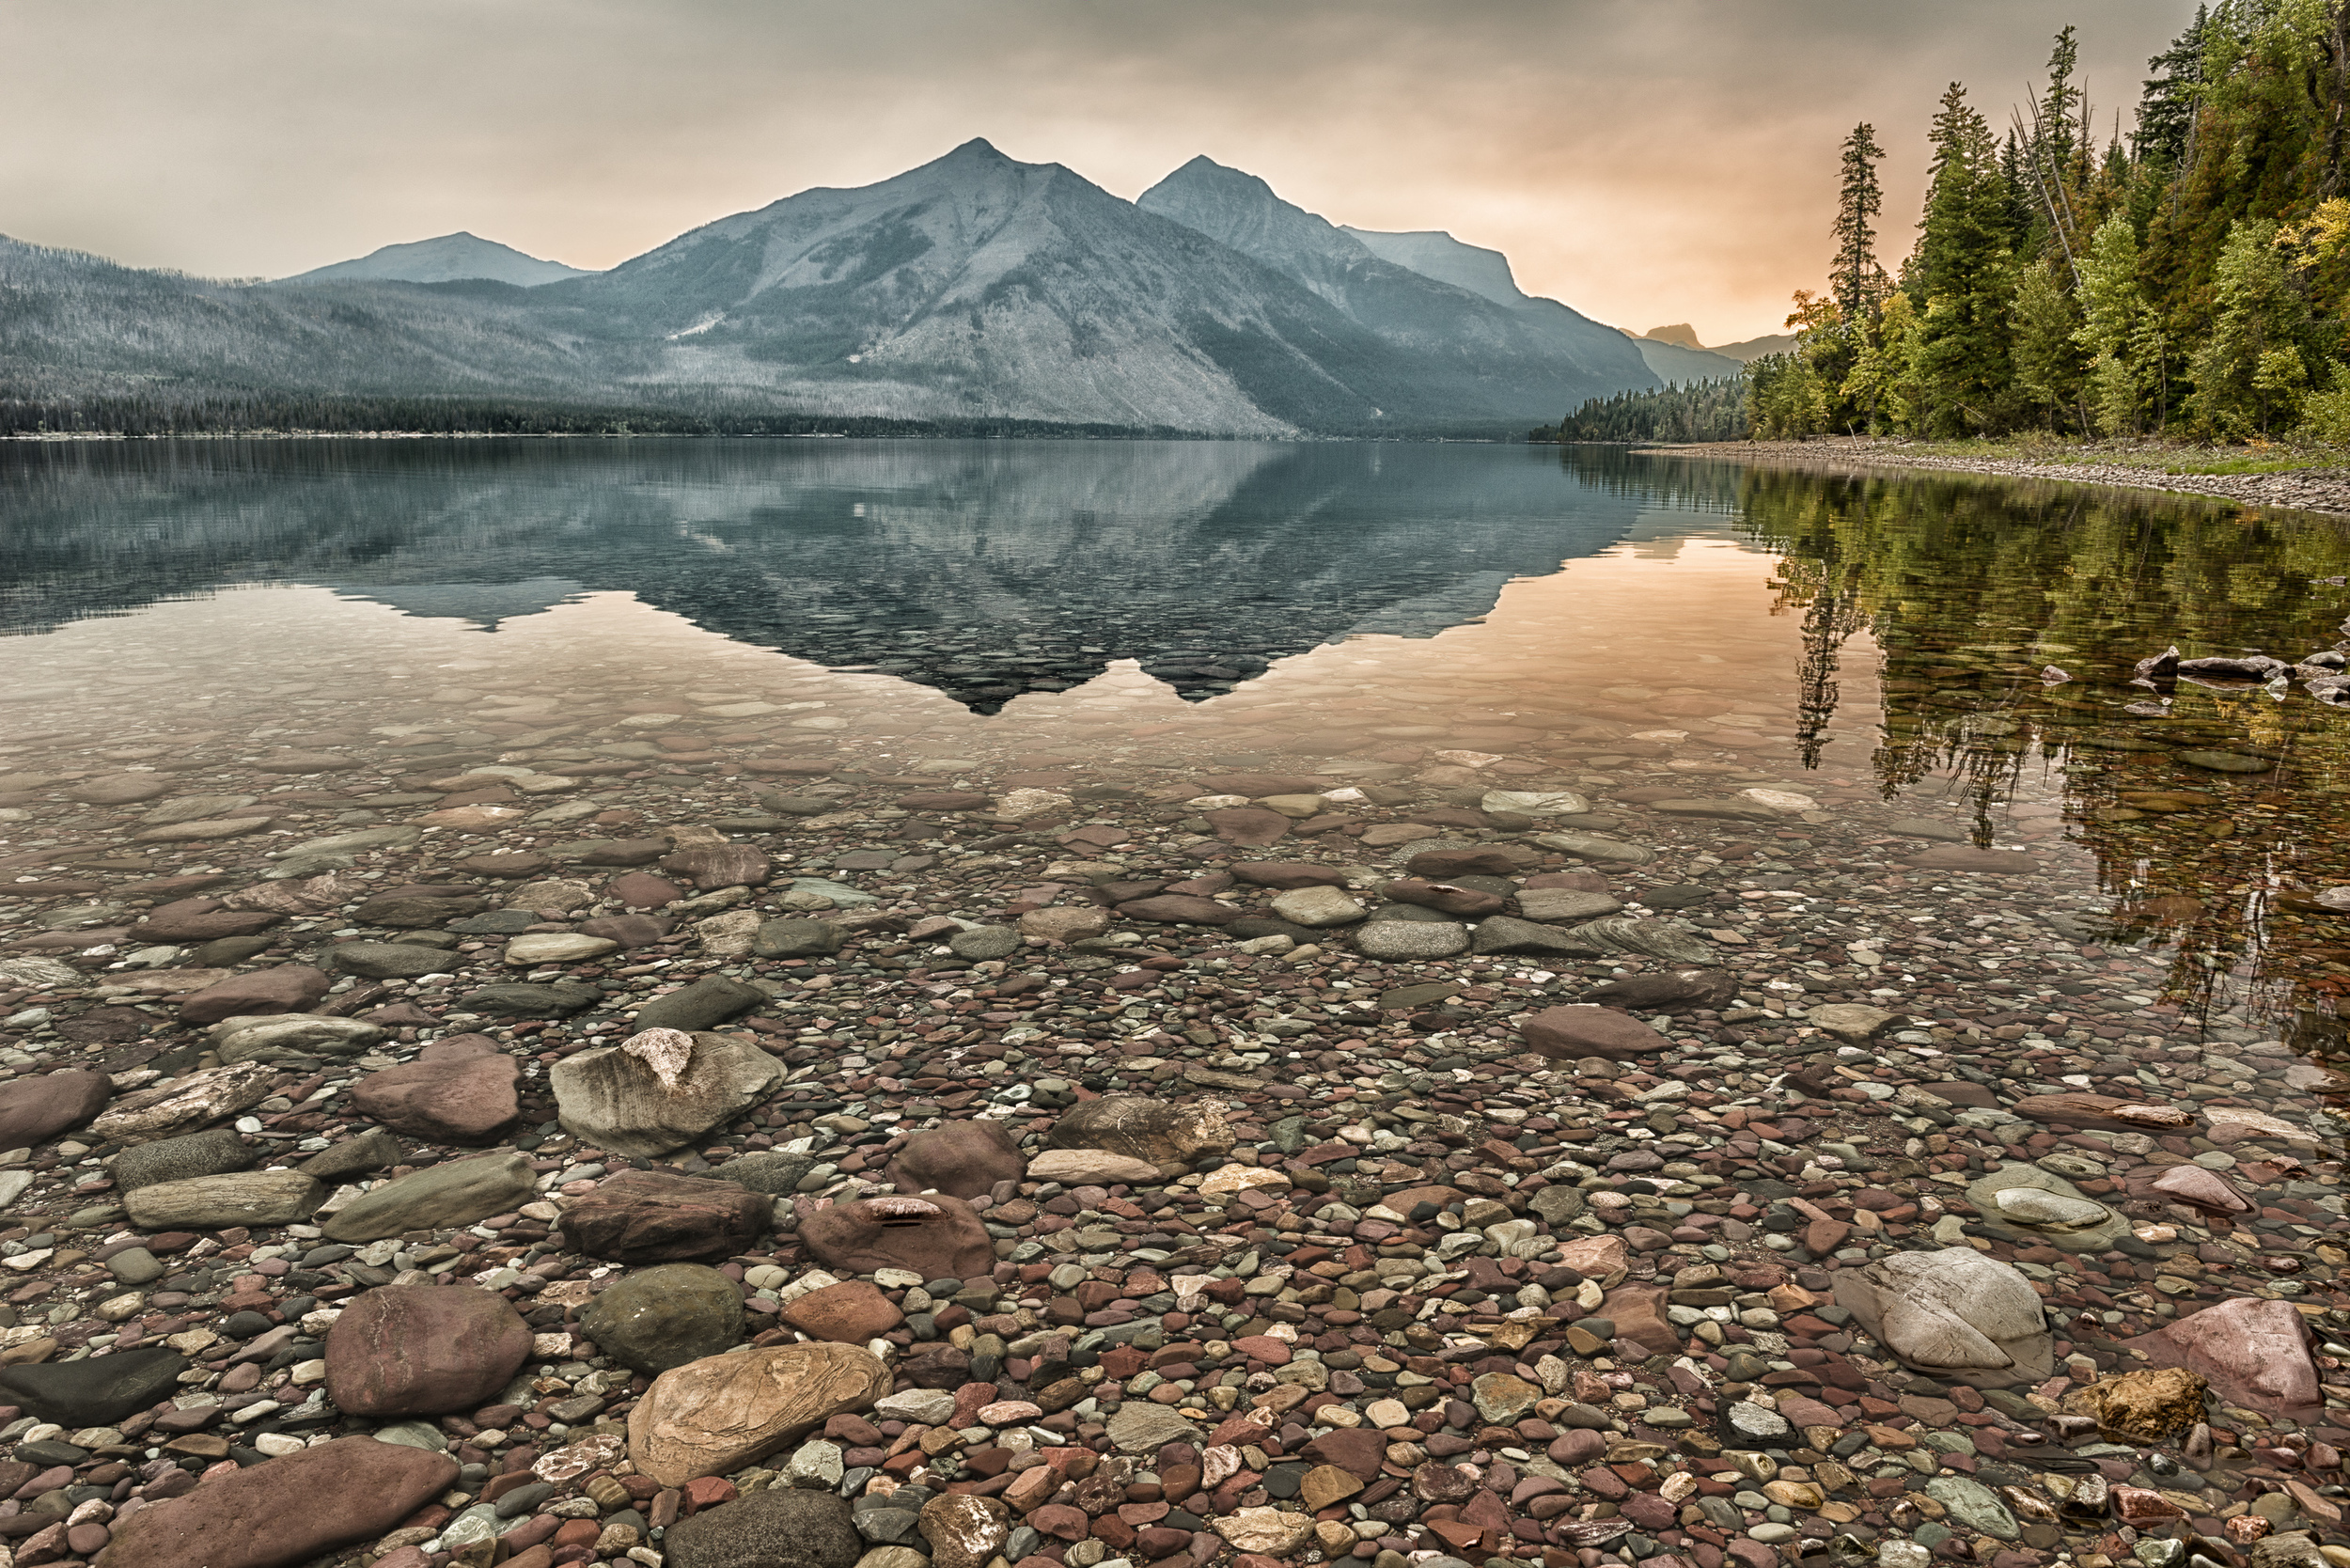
[[0, 0, 2195, 340]]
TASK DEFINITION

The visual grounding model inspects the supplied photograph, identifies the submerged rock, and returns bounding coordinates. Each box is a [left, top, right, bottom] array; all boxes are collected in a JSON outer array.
[[1832, 1247, 2052, 1387]]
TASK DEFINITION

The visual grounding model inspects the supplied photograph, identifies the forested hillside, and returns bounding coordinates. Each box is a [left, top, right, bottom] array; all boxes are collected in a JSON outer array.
[[1750, 3, 2350, 443]]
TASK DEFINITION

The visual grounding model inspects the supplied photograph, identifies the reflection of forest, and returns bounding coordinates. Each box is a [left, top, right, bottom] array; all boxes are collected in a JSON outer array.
[[1725, 458, 2350, 1026]]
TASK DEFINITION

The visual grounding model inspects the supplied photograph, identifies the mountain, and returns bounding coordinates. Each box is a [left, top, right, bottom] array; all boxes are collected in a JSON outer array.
[[288, 232, 592, 286], [1703, 332, 1797, 363], [1643, 322, 1704, 349], [1340, 227, 1527, 306], [1136, 157, 1653, 415], [1625, 335, 1744, 382], [5, 141, 1658, 436]]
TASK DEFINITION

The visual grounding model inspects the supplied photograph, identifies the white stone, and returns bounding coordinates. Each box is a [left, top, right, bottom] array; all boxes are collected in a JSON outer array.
[[1480, 790, 1590, 816]]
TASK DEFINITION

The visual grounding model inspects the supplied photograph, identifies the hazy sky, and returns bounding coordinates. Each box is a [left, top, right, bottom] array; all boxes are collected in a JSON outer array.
[[4, 1, 2194, 343]]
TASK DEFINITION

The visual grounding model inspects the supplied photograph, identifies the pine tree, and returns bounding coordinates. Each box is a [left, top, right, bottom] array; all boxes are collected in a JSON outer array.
[[1910, 84, 2019, 433], [2134, 6, 2207, 168], [1832, 123, 1889, 324]]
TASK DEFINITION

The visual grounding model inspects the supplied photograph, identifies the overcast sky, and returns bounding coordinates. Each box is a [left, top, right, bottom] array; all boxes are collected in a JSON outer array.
[[3, 1, 2195, 343]]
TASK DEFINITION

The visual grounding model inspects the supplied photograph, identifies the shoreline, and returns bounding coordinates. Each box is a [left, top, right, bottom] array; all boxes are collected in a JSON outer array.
[[1639, 435, 2350, 516]]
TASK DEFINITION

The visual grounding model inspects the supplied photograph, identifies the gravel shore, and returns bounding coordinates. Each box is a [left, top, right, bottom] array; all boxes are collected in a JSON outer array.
[[1646, 438, 2350, 517]]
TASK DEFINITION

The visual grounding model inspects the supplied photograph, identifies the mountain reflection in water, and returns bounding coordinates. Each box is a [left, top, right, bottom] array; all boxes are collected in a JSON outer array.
[[0, 439, 1682, 711]]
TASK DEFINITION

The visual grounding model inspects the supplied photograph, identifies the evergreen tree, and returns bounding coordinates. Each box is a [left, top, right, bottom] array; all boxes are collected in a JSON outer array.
[[2186, 217, 2319, 434], [2012, 255, 2086, 428], [2134, 6, 2207, 169], [1832, 123, 1889, 324], [1910, 84, 2019, 433]]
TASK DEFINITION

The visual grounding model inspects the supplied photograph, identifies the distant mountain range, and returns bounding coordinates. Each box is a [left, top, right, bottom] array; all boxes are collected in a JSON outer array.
[[1625, 321, 1793, 381], [288, 232, 591, 287], [0, 140, 1664, 436]]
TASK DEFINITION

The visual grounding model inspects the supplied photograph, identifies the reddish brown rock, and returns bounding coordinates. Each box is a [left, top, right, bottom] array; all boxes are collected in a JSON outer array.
[[133, 898, 284, 942], [578, 914, 672, 948], [796, 1193, 994, 1279], [177, 965, 330, 1027], [2123, 1296, 2321, 1419], [1046, 1097, 1236, 1167], [2149, 1163, 2250, 1214], [562, 1170, 776, 1262], [630, 1343, 889, 1487], [1229, 863, 1349, 890], [1518, 1005, 1668, 1060], [660, 844, 772, 890], [323, 1286, 535, 1417], [1596, 1285, 1682, 1356], [1196, 774, 1328, 796], [1383, 878, 1507, 917], [351, 1046, 520, 1144], [1301, 1426, 1386, 1480], [1114, 895, 1237, 926], [1202, 808, 1290, 847], [784, 1281, 906, 1343], [91, 1436, 456, 1568], [0, 1070, 111, 1151], [608, 872, 686, 908], [1403, 849, 1521, 879], [885, 1120, 1025, 1200]]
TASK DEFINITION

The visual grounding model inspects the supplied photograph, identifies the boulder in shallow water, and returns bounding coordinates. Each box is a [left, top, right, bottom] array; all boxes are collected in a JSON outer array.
[[2123, 1295, 2322, 1420], [795, 1193, 994, 1279], [885, 1120, 1025, 1199], [1831, 1247, 2051, 1388], [550, 1027, 781, 1157]]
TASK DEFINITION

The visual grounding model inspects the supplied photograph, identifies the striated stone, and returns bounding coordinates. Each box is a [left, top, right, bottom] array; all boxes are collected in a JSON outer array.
[[1115, 894, 1237, 926], [1046, 1096, 1235, 1168], [884, 1120, 1025, 1200], [210, 1012, 384, 1062], [580, 1263, 747, 1375], [629, 1341, 890, 1487], [91, 1436, 455, 1568], [1469, 916, 1605, 957], [125, 1169, 320, 1229], [709, 1151, 820, 1196], [1514, 887, 1622, 923], [1832, 1247, 2052, 1387], [298, 1126, 402, 1180], [1211, 1507, 1315, 1558], [551, 1028, 781, 1156], [321, 1150, 537, 1243], [1025, 1149, 1160, 1184], [2151, 1163, 2251, 1213], [503, 933, 618, 965], [91, 1061, 276, 1144], [325, 1285, 536, 1417]]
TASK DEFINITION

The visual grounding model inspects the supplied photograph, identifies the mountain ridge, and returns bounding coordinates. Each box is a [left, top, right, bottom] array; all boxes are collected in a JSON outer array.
[[4, 140, 1658, 437]]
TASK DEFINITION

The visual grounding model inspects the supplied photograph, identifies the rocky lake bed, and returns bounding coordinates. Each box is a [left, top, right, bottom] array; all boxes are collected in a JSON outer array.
[[0, 674, 2342, 1568]]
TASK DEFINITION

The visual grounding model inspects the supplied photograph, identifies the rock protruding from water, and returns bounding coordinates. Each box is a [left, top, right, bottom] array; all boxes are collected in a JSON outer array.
[[550, 1027, 782, 1156], [1832, 1247, 2052, 1387]]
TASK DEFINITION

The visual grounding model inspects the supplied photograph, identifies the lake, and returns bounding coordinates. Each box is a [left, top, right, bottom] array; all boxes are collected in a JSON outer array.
[[9, 438, 2350, 1036]]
